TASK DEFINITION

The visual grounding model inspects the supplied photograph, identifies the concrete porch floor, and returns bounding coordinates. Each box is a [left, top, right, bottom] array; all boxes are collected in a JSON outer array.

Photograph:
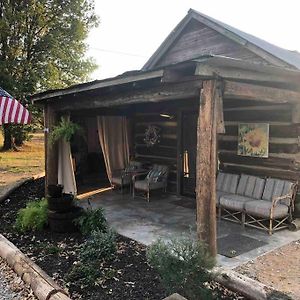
[[78, 189, 300, 269]]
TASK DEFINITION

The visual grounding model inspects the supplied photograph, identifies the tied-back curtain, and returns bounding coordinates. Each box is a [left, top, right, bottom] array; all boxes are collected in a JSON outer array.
[[97, 116, 129, 183], [57, 118, 77, 195]]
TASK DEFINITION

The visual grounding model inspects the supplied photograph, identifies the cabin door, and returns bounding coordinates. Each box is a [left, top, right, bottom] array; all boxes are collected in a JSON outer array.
[[181, 112, 197, 197]]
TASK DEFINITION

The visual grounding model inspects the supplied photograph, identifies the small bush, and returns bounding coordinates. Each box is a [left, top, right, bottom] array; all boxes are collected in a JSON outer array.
[[147, 238, 216, 300], [75, 208, 108, 235], [15, 198, 48, 232], [79, 230, 116, 263], [65, 263, 100, 287]]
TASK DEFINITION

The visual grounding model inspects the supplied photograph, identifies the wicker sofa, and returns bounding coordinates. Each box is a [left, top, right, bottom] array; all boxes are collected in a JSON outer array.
[[217, 172, 297, 234]]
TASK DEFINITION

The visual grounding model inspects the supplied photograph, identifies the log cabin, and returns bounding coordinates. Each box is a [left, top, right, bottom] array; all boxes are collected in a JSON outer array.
[[32, 9, 300, 255]]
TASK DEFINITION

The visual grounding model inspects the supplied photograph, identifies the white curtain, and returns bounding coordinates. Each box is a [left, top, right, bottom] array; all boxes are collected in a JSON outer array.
[[58, 138, 77, 195], [97, 116, 129, 183]]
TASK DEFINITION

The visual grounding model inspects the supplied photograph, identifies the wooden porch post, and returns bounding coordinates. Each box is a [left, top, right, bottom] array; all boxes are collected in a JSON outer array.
[[44, 104, 58, 192], [196, 80, 219, 257]]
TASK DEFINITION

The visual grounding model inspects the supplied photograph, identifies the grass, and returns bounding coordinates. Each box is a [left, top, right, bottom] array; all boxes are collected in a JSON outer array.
[[0, 131, 45, 189]]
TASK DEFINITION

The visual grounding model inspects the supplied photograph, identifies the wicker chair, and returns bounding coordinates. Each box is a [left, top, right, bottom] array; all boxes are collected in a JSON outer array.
[[111, 161, 143, 193], [132, 164, 169, 202]]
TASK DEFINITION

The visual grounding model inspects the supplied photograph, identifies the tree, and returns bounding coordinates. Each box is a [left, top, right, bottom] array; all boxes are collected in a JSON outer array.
[[0, 0, 99, 149]]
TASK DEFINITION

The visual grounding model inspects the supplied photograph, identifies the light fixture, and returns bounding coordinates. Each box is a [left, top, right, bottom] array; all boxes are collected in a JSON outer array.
[[160, 113, 174, 119]]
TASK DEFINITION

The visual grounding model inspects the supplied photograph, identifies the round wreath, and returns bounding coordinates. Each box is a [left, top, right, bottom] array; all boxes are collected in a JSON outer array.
[[144, 125, 161, 147]]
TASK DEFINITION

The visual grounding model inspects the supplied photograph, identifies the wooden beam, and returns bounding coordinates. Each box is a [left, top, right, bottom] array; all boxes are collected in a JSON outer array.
[[176, 111, 182, 196], [32, 69, 164, 102], [194, 64, 295, 84], [215, 83, 225, 134], [224, 81, 300, 103], [53, 80, 202, 111], [196, 80, 217, 256], [44, 105, 58, 190]]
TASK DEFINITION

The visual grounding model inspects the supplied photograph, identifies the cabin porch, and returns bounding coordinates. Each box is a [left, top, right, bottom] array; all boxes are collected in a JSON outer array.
[[36, 57, 300, 256], [77, 188, 300, 268]]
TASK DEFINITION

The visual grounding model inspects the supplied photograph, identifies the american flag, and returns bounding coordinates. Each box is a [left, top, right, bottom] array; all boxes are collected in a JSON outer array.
[[0, 87, 31, 125]]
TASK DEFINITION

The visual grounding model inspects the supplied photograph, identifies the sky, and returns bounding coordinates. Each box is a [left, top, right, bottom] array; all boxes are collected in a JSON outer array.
[[87, 0, 300, 80]]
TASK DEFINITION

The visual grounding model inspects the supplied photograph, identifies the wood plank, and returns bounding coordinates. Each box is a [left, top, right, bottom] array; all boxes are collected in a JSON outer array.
[[224, 109, 291, 122], [224, 124, 298, 138], [135, 133, 177, 140], [224, 81, 300, 104], [54, 80, 202, 111], [219, 149, 297, 160], [218, 135, 298, 145], [219, 152, 296, 170], [221, 163, 300, 181], [219, 140, 299, 154], [33, 70, 164, 102], [223, 104, 291, 112], [292, 104, 300, 123], [135, 154, 177, 161], [195, 64, 295, 84], [135, 121, 177, 127], [45, 105, 58, 188], [135, 136, 177, 147], [135, 124, 177, 136], [216, 84, 225, 134], [135, 145, 177, 158], [196, 80, 217, 256], [177, 111, 182, 196]]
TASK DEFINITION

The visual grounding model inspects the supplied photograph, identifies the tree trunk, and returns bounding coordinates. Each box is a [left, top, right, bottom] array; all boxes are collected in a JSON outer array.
[[2, 124, 13, 150], [14, 132, 25, 146]]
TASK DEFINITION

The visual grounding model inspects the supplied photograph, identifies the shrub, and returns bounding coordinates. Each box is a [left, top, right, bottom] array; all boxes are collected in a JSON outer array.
[[15, 198, 48, 232], [79, 229, 116, 263], [75, 208, 108, 235], [65, 263, 100, 287], [147, 238, 216, 300]]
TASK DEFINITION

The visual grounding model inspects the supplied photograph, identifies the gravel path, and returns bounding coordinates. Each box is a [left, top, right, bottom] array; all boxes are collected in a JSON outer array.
[[0, 271, 18, 300], [0, 257, 36, 300]]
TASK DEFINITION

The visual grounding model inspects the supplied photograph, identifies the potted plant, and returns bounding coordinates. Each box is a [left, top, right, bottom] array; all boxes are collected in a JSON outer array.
[[49, 116, 83, 145]]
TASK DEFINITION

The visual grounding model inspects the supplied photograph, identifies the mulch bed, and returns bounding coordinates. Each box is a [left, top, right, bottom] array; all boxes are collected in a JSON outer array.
[[0, 178, 245, 300]]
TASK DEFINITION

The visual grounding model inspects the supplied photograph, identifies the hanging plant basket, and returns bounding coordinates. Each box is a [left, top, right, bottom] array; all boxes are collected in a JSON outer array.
[[49, 117, 83, 145]]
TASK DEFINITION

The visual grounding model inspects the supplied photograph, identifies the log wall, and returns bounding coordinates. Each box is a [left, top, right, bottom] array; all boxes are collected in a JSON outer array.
[[219, 100, 300, 181], [133, 113, 178, 193]]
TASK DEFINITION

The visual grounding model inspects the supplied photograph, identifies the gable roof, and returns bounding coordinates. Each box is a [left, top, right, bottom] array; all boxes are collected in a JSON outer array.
[[143, 9, 300, 70]]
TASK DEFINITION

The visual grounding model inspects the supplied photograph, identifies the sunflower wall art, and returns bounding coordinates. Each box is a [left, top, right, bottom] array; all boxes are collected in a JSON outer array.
[[238, 123, 269, 158]]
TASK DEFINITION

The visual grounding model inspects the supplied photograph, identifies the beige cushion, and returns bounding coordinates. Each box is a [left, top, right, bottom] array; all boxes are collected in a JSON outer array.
[[237, 174, 265, 199], [216, 173, 239, 194], [262, 178, 294, 205], [245, 200, 288, 219], [216, 191, 232, 207], [220, 194, 255, 211], [111, 175, 131, 186], [134, 180, 165, 191]]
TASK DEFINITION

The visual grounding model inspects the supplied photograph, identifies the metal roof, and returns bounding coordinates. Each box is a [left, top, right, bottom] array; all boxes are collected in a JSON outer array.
[[143, 9, 300, 70], [189, 9, 300, 69]]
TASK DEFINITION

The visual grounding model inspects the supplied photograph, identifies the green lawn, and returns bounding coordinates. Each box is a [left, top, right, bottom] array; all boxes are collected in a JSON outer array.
[[0, 131, 45, 188]]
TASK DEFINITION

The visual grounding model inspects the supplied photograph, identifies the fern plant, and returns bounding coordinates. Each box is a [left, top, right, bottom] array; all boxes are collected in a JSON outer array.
[[49, 117, 83, 145], [15, 198, 48, 232]]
